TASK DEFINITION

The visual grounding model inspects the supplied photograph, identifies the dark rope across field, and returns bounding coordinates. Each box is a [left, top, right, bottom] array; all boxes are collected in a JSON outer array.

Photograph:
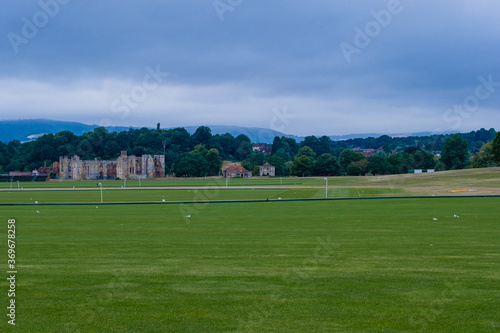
[[1, 195, 499, 207]]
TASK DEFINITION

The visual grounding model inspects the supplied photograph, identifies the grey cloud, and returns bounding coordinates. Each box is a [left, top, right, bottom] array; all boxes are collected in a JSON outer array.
[[1, 0, 499, 135]]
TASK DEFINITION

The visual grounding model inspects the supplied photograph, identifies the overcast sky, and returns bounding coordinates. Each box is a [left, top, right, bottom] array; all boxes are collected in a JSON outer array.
[[1, 0, 499, 136]]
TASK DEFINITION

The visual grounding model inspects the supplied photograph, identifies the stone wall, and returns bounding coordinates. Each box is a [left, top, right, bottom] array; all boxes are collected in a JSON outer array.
[[59, 151, 165, 180], [259, 163, 275, 177]]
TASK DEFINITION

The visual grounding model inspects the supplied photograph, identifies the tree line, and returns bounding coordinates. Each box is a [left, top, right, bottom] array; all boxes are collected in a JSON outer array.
[[0, 124, 498, 177]]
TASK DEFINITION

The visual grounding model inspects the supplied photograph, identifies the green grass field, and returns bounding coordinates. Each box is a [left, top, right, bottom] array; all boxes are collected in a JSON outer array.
[[0, 176, 361, 189], [1, 170, 499, 332], [0, 187, 408, 205]]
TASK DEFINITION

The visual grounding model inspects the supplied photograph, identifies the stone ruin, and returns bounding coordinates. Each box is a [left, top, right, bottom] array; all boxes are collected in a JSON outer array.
[[59, 151, 165, 180]]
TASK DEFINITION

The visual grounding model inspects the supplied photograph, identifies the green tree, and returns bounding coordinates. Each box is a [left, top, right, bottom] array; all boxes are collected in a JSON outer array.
[[434, 161, 445, 171], [313, 153, 340, 176], [347, 159, 369, 176], [412, 149, 436, 169], [284, 161, 294, 176], [292, 155, 314, 177], [192, 144, 208, 157], [164, 149, 177, 174], [167, 128, 192, 153], [235, 134, 251, 144], [77, 139, 94, 157], [473, 128, 496, 142], [280, 137, 299, 158], [471, 141, 496, 168], [103, 140, 120, 159], [7, 160, 22, 172], [491, 132, 500, 164], [0, 142, 8, 170], [252, 165, 260, 177], [302, 136, 332, 156], [317, 136, 333, 156], [331, 147, 344, 159], [87, 127, 110, 158], [205, 148, 223, 176], [375, 135, 393, 152], [240, 151, 266, 175], [131, 146, 146, 156], [274, 148, 291, 161], [136, 130, 161, 153], [54, 131, 78, 153], [296, 146, 316, 159], [212, 133, 238, 159], [116, 131, 132, 152], [240, 160, 253, 172], [173, 153, 208, 177], [188, 144, 222, 176], [268, 155, 286, 176], [245, 151, 265, 166], [271, 136, 282, 155], [339, 149, 365, 173], [235, 141, 253, 160], [441, 134, 470, 170], [387, 153, 413, 174], [368, 155, 390, 175], [5, 141, 21, 171], [192, 126, 212, 147]]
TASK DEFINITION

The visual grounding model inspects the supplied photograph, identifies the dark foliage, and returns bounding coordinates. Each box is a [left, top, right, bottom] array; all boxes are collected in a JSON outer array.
[[0, 126, 496, 177]]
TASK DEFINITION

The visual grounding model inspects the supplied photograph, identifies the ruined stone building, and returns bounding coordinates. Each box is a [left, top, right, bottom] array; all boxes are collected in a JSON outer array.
[[259, 162, 275, 177], [59, 151, 165, 180]]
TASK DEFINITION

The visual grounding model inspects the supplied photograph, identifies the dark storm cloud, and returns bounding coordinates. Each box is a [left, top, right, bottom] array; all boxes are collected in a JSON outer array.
[[1, 0, 499, 135]]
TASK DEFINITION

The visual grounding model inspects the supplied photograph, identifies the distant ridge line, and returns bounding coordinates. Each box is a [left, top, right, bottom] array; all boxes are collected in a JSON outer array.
[[0, 118, 470, 144]]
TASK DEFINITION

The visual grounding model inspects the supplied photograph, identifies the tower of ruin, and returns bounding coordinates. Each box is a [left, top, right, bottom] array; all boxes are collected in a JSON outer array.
[[59, 151, 165, 180]]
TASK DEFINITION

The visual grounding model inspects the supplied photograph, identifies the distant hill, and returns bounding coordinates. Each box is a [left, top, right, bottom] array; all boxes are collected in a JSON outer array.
[[180, 125, 302, 144], [0, 119, 135, 144], [0, 119, 300, 144], [0, 119, 458, 145]]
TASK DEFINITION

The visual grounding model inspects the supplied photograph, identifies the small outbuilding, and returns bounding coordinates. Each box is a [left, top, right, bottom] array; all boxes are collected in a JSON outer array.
[[259, 162, 275, 177], [223, 165, 252, 178]]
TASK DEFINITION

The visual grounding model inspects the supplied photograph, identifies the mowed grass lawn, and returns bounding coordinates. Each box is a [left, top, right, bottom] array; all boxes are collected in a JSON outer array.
[[0, 187, 406, 205], [1, 197, 499, 332], [0, 177, 361, 189], [0, 188, 291, 205]]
